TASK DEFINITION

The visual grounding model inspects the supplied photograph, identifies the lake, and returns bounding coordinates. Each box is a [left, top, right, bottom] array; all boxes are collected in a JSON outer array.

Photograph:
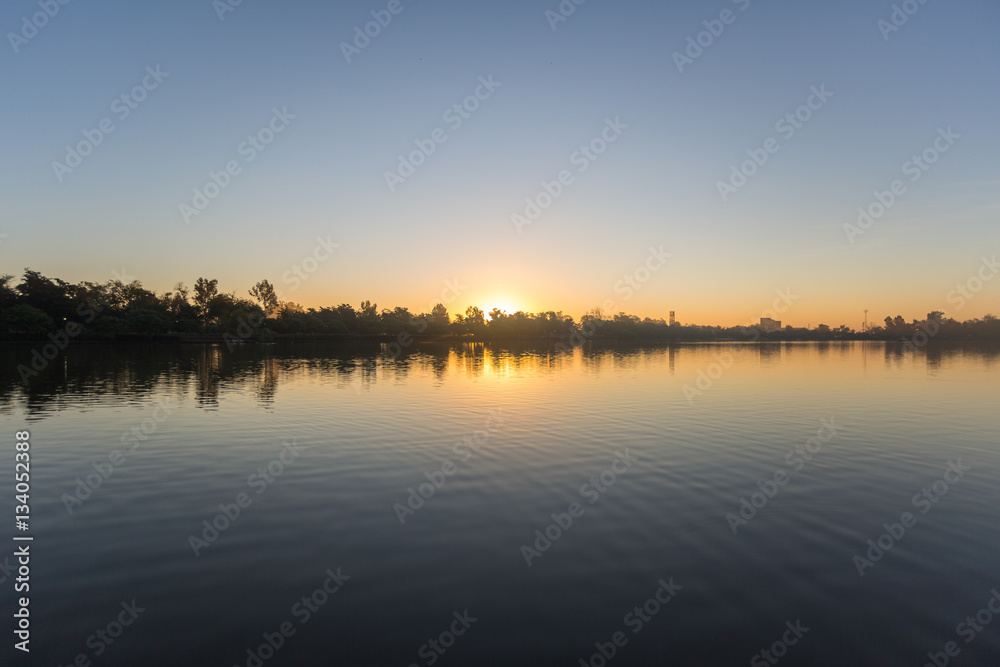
[[1, 341, 998, 666]]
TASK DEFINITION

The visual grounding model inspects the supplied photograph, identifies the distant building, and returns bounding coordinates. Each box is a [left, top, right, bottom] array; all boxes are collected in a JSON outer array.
[[760, 317, 781, 332], [669, 311, 676, 326]]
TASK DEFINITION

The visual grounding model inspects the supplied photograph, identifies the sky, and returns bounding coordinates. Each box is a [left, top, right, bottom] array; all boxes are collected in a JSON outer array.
[[2, 0, 998, 327]]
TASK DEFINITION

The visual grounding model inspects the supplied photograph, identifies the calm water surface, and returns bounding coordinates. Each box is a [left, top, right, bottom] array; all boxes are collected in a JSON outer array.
[[1, 341, 998, 666]]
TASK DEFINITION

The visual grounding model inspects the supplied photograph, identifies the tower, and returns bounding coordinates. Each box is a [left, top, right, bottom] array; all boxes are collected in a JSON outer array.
[[669, 311, 675, 326]]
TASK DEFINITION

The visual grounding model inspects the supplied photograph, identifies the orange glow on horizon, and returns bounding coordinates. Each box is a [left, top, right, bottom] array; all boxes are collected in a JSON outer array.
[[483, 296, 525, 318]]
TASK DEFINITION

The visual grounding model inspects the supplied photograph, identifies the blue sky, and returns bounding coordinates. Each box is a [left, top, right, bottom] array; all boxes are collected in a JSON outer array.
[[2, 0, 998, 326]]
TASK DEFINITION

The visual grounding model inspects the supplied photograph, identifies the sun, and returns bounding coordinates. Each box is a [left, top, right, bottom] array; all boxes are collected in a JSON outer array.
[[485, 296, 523, 316]]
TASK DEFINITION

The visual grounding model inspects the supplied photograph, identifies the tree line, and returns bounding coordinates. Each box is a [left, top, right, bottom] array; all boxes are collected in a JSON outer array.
[[0, 270, 997, 343]]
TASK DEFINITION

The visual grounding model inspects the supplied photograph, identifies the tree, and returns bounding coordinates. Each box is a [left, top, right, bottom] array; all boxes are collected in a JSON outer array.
[[193, 278, 219, 326], [107, 279, 158, 312], [125, 308, 172, 335], [277, 301, 304, 315], [249, 279, 280, 317], [357, 300, 380, 333], [17, 270, 74, 321], [465, 306, 485, 330], [381, 307, 413, 332], [430, 303, 449, 325], [333, 304, 358, 330], [0, 304, 54, 334], [217, 297, 264, 336], [163, 282, 190, 315], [0, 274, 18, 308], [314, 307, 348, 334]]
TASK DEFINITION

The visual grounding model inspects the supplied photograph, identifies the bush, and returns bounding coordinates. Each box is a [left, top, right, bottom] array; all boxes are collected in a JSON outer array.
[[0, 304, 55, 334]]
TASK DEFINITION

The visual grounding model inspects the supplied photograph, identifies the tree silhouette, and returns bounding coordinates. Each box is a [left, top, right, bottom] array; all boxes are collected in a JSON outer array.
[[193, 278, 219, 326], [0, 275, 17, 309], [357, 300, 380, 334], [431, 303, 449, 324], [465, 306, 486, 331], [17, 270, 74, 321], [1, 267, 997, 342], [249, 279, 280, 317], [163, 282, 190, 315], [1, 304, 54, 333], [333, 304, 358, 329]]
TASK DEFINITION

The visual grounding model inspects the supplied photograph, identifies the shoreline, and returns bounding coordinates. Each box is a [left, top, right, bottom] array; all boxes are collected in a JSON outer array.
[[1, 332, 995, 345]]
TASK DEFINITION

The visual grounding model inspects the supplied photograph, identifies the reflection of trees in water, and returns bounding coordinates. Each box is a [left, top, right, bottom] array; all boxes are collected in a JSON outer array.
[[0, 343, 192, 417], [882, 340, 1000, 373], [423, 345, 450, 382], [254, 357, 279, 405], [0, 341, 997, 416], [195, 346, 221, 408], [455, 343, 487, 379], [758, 343, 782, 367], [579, 342, 675, 376]]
